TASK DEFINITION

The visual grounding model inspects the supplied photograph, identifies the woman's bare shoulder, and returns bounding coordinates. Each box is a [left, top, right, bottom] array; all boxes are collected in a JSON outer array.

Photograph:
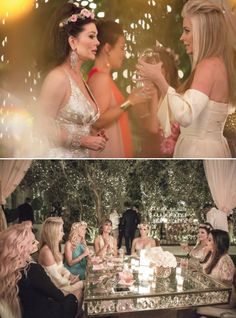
[[196, 57, 226, 74], [43, 67, 68, 86], [38, 245, 55, 265]]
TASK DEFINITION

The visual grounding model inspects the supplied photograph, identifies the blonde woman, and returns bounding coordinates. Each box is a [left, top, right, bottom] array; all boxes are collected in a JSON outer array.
[[38, 217, 83, 300], [64, 221, 89, 280], [131, 223, 156, 256], [137, 0, 236, 158], [94, 219, 118, 257], [0, 222, 77, 318]]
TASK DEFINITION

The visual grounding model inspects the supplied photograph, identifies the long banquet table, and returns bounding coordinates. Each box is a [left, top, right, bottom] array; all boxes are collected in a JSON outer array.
[[84, 256, 232, 317]]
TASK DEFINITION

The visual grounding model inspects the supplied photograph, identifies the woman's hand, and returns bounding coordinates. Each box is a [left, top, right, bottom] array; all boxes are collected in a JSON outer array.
[[136, 59, 163, 83], [69, 274, 80, 284], [97, 129, 109, 141], [80, 135, 107, 151], [128, 86, 153, 106], [136, 59, 169, 95], [83, 247, 90, 257]]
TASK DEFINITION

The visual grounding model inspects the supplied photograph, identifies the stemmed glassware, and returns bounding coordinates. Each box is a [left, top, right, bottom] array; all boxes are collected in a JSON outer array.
[[132, 48, 160, 88]]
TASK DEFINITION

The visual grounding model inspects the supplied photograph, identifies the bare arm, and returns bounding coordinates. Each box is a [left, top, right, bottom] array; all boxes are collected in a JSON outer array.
[[113, 237, 118, 257], [88, 72, 151, 129], [64, 241, 89, 266], [38, 245, 56, 266], [94, 236, 108, 257], [131, 238, 138, 255]]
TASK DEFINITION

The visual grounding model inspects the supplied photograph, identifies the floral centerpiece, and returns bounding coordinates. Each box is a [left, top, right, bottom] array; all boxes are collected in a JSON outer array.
[[144, 247, 177, 278]]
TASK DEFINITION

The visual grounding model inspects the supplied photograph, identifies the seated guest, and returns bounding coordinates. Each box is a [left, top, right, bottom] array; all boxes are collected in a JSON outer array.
[[94, 218, 117, 257], [38, 217, 83, 300], [131, 222, 156, 256], [197, 229, 236, 316], [0, 221, 77, 318], [181, 222, 213, 260], [64, 221, 89, 280]]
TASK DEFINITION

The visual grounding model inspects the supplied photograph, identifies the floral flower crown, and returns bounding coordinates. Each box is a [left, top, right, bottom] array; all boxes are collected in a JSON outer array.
[[154, 40, 180, 65], [71, 221, 87, 231], [199, 223, 213, 230], [138, 223, 149, 230], [59, 2, 95, 28]]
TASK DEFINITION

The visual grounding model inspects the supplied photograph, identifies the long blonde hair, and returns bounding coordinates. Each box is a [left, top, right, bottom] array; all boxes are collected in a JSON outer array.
[[0, 222, 33, 318], [181, 0, 236, 104], [39, 217, 63, 263], [68, 221, 87, 248]]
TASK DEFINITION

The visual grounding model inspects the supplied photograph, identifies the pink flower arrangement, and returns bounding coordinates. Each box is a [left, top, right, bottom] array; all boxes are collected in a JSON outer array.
[[160, 122, 180, 156]]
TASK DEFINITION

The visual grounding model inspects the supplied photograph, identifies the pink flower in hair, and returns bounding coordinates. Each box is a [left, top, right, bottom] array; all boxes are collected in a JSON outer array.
[[81, 8, 95, 19], [70, 14, 78, 22]]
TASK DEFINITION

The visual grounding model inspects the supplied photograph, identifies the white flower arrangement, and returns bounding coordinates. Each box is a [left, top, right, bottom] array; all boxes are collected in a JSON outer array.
[[144, 246, 177, 268]]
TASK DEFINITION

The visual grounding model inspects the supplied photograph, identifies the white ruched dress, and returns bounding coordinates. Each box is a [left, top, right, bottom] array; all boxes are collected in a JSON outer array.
[[158, 87, 232, 158]]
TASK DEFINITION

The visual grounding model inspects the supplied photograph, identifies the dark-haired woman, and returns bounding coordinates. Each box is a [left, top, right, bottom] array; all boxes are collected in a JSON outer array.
[[181, 223, 213, 260], [39, 2, 107, 158], [87, 20, 149, 158], [196, 229, 236, 315], [94, 219, 118, 257]]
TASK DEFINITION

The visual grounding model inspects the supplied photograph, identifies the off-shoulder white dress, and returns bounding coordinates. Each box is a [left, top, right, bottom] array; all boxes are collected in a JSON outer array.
[[158, 87, 232, 158]]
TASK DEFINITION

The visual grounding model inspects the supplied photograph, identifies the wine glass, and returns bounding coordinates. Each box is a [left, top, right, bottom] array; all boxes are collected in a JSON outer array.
[[132, 48, 160, 88]]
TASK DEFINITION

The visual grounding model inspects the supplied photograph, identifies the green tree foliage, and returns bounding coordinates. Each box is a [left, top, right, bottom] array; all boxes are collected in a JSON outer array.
[[19, 160, 213, 229]]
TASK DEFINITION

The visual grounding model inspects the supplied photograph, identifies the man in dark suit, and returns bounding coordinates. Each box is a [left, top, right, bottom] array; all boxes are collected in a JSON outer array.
[[18, 197, 34, 224], [120, 201, 139, 255]]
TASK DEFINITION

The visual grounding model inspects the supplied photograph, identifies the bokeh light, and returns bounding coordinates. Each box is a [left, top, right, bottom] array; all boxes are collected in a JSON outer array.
[[0, 0, 34, 20]]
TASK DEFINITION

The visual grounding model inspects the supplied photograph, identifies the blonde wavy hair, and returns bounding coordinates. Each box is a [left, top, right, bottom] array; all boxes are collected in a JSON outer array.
[[68, 221, 87, 248], [181, 0, 236, 104], [0, 221, 33, 318], [39, 217, 63, 263]]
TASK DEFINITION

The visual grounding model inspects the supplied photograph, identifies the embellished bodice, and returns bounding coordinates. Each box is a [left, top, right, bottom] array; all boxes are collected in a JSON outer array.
[[50, 72, 99, 158]]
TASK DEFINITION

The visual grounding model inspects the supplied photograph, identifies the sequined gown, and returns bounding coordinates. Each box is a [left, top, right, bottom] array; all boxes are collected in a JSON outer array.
[[49, 72, 99, 158]]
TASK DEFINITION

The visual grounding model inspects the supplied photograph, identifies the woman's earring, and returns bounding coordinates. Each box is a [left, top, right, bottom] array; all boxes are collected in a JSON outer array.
[[70, 50, 78, 70]]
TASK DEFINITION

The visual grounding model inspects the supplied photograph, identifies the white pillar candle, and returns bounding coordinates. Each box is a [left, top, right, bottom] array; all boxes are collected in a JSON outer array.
[[176, 267, 182, 275], [176, 275, 184, 286]]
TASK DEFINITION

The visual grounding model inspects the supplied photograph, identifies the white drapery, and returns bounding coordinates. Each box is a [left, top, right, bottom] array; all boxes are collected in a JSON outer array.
[[204, 160, 236, 232], [204, 160, 236, 213], [0, 160, 31, 231]]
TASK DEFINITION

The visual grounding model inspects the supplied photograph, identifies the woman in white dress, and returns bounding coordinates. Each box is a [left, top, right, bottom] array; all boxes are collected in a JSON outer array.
[[137, 0, 236, 158], [131, 223, 156, 257], [38, 2, 107, 158], [38, 217, 83, 301]]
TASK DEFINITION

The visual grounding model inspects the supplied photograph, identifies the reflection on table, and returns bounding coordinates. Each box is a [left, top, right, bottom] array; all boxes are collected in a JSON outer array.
[[84, 255, 232, 316]]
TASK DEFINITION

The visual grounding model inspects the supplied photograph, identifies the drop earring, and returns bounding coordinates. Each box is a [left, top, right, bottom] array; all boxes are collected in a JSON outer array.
[[70, 50, 78, 70]]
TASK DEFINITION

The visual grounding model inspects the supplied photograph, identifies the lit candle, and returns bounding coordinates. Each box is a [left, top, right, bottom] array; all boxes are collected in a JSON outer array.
[[176, 275, 184, 286], [176, 267, 182, 275], [177, 285, 183, 292]]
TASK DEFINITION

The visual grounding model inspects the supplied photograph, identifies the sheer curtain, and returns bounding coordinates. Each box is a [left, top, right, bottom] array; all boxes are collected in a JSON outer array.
[[0, 160, 31, 231], [204, 160, 236, 212]]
